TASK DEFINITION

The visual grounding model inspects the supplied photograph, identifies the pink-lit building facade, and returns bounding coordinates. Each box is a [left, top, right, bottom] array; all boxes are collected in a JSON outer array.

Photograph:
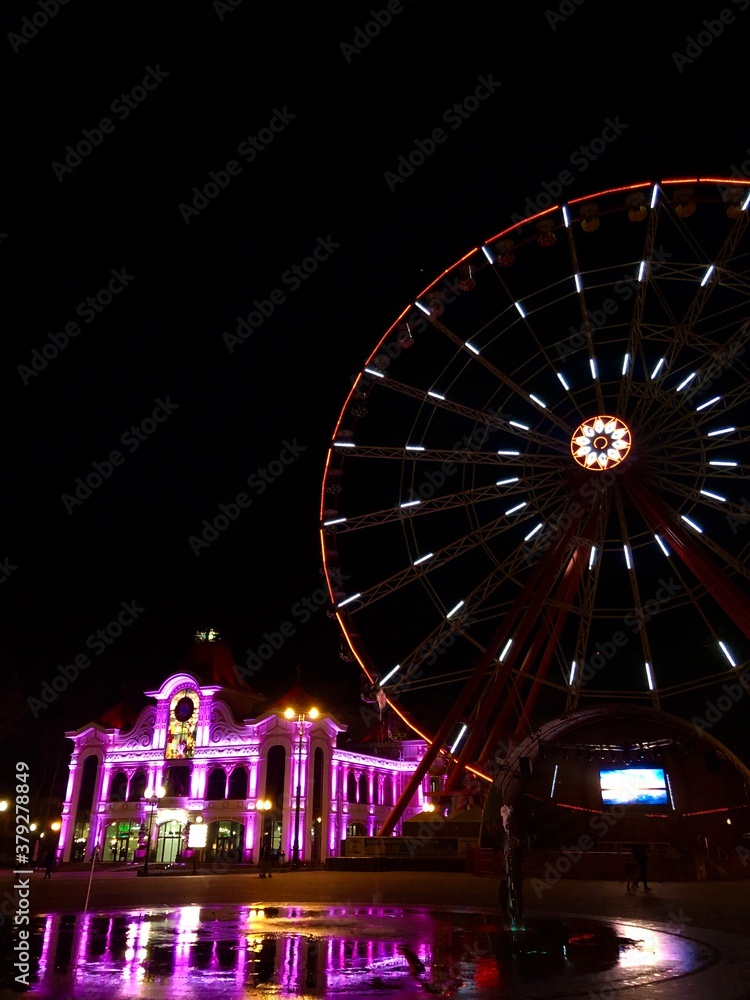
[[58, 670, 432, 864]]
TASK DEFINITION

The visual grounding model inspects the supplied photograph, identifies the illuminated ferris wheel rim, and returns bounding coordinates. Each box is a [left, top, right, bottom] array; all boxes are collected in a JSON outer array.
[[320, 176, 750, 754], [326, 176, 749, 441]]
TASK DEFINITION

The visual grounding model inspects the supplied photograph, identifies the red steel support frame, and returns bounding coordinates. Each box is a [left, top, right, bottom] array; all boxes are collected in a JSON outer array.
[[623, 477, 750, 640], [377, 505, 588, 835]]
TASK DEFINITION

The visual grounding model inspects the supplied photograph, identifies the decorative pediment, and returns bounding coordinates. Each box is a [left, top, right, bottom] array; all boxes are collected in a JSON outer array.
[[144, 672, 221, 702], [122, 707, 157, 749], [210, 702, 251, 745]]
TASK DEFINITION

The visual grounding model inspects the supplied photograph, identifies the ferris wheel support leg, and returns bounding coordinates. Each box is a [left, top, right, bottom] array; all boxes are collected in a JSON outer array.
[[443, 509, 591, 794], [376, 512, 586, 834], [623, 477, 750, 640], [472, 508, 600, 772], [511, 547, 589, 743]]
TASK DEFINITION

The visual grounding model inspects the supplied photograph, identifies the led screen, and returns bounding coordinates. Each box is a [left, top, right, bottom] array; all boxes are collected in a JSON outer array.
[[599, 768, 668, 806]]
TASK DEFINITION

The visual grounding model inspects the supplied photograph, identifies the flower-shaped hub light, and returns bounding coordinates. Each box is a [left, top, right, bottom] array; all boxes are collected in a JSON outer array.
[[571, 415, 632, 471]]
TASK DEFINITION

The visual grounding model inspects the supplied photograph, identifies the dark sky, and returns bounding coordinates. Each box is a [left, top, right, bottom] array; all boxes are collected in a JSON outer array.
[[2, 0, 749, 795]]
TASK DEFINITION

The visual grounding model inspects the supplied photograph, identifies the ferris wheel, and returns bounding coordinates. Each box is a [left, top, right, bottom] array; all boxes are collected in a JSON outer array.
[[320, 177, 750, 816]]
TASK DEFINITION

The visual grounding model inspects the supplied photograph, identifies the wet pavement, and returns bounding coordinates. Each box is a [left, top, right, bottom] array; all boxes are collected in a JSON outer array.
[[2, 871, 749, 998]]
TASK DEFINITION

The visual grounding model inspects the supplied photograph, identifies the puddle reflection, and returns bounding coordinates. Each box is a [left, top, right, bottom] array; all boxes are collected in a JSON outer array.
[[9, 904, 712, 998]]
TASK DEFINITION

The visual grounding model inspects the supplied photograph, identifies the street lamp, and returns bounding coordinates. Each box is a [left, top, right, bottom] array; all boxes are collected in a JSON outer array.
[[141, 785, 165, 877], [284, 706, 319, 869], [255, 798, 272, 870]]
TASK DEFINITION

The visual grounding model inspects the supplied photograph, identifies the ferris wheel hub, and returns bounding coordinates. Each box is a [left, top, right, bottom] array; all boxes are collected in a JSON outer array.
[[571, 415, 632, 471]]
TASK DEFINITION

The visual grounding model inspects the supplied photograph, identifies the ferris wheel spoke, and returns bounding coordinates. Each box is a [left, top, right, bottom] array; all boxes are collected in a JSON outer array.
[[341, 512, 536, 615], [612, 490, 660, 706], [358, 476, 576, 617], [485, 257, 585, 425], [358, 372, 516, 439], [636, 329, 750, 437], [658, 667, 747, 697], [324, 482, 528, 534], [331, 444, 557, 466], [563, 223, 609, 415], [425, 315, 574, 442], [646, 474, 750, 535], [631, 221, 750, 428], [324, 178, 750, 799], [616, 209, 661, 415]]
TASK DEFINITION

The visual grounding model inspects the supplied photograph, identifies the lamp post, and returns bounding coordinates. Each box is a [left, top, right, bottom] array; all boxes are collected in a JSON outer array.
[[141, 785, 165, 877], [284, 706, 318, 870], [255, 798, 272, 869]]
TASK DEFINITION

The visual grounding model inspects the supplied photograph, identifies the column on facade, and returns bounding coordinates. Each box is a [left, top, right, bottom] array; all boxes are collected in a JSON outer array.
[[59, 758, 79, 861], [248, 755, 259, 799], [190, 763, 207, 800], [86, 753, 108, 861], [297, 733, 308, 861]]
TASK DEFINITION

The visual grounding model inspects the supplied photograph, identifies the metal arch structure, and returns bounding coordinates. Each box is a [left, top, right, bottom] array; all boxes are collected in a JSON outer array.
[[320, 178, 750, 836]]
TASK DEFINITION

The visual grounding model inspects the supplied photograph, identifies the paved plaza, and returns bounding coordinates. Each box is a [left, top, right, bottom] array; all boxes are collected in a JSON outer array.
[[1, 867, 749, 998]]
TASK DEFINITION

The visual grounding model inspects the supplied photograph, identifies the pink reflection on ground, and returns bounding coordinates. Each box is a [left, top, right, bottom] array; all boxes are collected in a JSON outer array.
[[23, 904, 711, 998]]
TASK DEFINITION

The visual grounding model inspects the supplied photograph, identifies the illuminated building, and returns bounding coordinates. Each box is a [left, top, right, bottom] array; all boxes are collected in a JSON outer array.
[[58, 636, 433, 864]]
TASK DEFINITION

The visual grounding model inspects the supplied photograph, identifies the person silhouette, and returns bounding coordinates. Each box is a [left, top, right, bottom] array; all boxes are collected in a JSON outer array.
[[630, 844, 651, 891], [259, 834, 273, 878]]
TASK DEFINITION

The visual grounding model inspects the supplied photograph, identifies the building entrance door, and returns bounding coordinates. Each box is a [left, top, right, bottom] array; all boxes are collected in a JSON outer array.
[[156, 820, 183, 863]]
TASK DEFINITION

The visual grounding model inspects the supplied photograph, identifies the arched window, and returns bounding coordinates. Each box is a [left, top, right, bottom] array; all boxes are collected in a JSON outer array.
[[206, 767, 227, 800], [109, 770, 128, 802], [128, 770, 147, 802], [227, 766, 248, 799], [358, 773, 368, 805], [72, 755, 99, 860], [165, 764, 190, 797], [346, 773, 357, 803], [265, 745, 287, 810]]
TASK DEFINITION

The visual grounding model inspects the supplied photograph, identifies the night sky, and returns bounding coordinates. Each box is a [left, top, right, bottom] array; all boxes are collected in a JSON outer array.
[[2, 0, 749, 801]]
